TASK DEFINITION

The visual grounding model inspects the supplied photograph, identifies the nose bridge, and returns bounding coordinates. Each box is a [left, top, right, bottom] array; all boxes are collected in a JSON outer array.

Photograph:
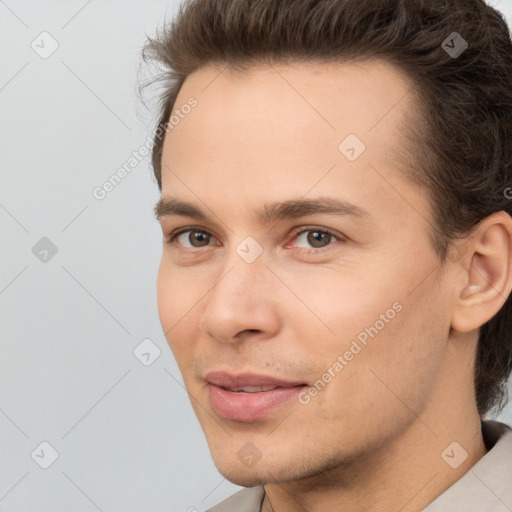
[[213, 234, 268, 301], [199, 242, 280, 342], [217, 259, 259, 306], [210, 245, 267, 315]]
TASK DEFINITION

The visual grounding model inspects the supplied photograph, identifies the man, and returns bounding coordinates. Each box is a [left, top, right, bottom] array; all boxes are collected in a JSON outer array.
[[142, 0, 512, 510]]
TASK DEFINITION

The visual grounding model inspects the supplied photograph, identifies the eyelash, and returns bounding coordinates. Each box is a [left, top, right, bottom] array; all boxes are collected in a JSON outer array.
[[165, 226, 345, 254]]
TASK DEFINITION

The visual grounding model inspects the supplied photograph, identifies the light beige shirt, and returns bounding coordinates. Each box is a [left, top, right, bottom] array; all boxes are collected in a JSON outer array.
[[207, 420, 512, 511]]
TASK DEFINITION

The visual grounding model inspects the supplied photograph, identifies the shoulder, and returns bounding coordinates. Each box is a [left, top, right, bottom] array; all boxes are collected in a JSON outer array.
[[205, 486, 265, 512], [424, 420, 512, 511]]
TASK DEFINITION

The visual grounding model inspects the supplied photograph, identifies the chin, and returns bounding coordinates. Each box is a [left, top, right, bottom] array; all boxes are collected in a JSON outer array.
[[216, 467, 270, 487], [211, 453, 313, 487], [210, 452, 286, 487]]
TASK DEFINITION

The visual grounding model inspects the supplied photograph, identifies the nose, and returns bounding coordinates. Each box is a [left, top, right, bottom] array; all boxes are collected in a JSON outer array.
[[198, 256, 281, 344]]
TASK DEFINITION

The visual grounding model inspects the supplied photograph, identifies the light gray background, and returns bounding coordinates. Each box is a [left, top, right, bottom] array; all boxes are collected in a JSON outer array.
[[1, 1, 512, 511]]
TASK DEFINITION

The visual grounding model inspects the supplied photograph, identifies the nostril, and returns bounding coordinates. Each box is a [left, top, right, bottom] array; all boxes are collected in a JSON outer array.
[[235, 329, 261, 339]]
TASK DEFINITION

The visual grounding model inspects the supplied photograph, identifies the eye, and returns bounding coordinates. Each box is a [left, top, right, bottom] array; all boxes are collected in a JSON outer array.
[[290, 228, 344, 250], [168, 228, 219, 249], [166, 226, 344, 252]]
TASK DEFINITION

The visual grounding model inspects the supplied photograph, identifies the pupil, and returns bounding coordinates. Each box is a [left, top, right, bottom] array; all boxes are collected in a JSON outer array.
[[190, 231, 209, 247], [307, 231, 331, 248]]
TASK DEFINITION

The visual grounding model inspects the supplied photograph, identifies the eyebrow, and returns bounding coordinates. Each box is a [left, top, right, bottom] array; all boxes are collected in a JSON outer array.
[[154, 196, 373, 225]]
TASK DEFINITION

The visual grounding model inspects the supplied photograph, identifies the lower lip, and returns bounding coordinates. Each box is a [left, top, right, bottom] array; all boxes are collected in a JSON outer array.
[[208, 384, 305, 422]]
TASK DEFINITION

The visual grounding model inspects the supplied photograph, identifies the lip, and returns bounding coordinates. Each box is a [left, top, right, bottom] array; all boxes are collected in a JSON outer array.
[[205, 371, 307, 422], [205, 371, 306, 389]]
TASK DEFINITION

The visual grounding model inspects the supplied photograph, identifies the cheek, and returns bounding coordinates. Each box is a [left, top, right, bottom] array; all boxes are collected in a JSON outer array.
[[156, 259, 203, 358], [312, 276, 449, 434], [156, 260, 176, 334], [290, 253, 449, 409], [157, 255, 208, 324], [276, 261, 404, 357]]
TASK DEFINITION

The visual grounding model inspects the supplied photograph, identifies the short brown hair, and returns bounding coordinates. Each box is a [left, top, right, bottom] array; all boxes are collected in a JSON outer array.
[[140, 0, 512, 416]]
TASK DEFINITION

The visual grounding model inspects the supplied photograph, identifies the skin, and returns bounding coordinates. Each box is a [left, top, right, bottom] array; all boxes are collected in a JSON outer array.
[[155, 60, 512, 511]]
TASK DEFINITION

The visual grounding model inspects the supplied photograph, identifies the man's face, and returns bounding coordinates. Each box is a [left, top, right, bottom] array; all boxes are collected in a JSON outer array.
[[156, 60, 454, 485]]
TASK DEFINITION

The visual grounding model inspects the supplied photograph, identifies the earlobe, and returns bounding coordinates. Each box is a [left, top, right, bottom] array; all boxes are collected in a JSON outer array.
[[451, 212, 512, 334]]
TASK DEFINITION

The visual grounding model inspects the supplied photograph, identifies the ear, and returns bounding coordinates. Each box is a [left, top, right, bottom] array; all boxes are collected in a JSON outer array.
[[451, 211, 512, 333]]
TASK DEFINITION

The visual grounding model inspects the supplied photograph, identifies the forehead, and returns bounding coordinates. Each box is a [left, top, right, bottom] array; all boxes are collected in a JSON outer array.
[[160, 59, 422, 222], [174, 58, 415, 132], [164, 59, 415, 171]]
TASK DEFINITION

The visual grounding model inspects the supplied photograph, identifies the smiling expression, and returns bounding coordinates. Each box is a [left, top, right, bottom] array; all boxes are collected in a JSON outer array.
[[155, 59, 455, 486]]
